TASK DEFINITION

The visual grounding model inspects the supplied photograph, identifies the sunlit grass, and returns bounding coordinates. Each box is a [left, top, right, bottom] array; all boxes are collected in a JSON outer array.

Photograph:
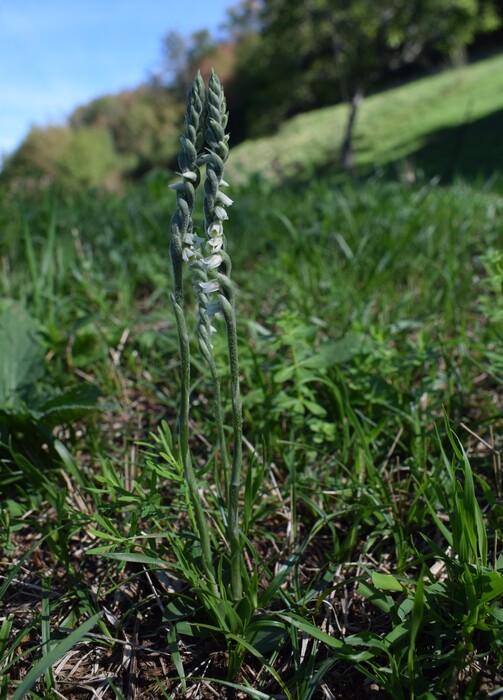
[[228, 51, 503, 187], [0, 71, 502, 695]]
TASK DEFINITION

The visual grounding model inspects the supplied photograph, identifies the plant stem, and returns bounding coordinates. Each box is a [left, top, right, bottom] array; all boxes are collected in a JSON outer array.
[[169, 73, 218, 596], [218, 276, 243, 602], [192, 256, 231, 499], [201, 72, 243, 601]]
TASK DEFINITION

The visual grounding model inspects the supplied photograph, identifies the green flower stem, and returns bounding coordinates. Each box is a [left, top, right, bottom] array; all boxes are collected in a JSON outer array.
[[171, 296, 218, 596], [218, 275, 243, 603], [169, 73, 218, 596], [192, 256, 231, 495], [171, 296, 190, 465], [205, 350, 231, 499], [200, 72, 243, 602]]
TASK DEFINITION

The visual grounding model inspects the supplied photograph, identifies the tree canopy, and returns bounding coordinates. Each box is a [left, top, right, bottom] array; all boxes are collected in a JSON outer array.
[[232, 0, 501, 136]]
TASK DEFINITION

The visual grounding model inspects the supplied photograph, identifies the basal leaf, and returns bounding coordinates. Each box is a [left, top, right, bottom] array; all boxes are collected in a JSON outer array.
[[38, 385, 101, 427], [0, 307, 44, 405]]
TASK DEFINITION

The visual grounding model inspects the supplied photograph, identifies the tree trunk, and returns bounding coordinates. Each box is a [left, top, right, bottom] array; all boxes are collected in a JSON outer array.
[[341, 87, 363, 173]]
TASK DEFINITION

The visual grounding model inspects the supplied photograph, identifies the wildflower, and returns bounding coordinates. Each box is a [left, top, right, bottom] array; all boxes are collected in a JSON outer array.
[[208, 237, 224, 252], [199, 279, 220, 294], [216, 191, 233, 206], [182, 247, 195, 263], [203, 253, 223, 270], [214, 206, 229, 221], [208, 221, 223, 238]]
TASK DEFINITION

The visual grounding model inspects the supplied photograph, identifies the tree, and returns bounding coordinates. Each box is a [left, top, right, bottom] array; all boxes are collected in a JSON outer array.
[[158, 29, 216, 97], [70, 87, 184, 176], [2, 125, 127, 190], [3, 86, 185, 189], [235, 0, 501, 167]]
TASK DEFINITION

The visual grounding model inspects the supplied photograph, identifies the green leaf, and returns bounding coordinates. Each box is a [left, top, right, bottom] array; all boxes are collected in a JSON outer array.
[[168, 626, 186, 692], [0, 307, 44, 405], [303, 399, 327, 417], [317, 333, 375, 366], [38, 385, 101, 427], [277, 613, 371, 661], [384, 620, 410, 646], [273, 366, 295, 382], [478, 569, 503, 604], [357, 581, 394, 613], [408, 573, 425, 679], [372, 572, 405, 592], [259, 548, 305, 608], [91, 550, 178, 570], [11, 614, 100, 700]]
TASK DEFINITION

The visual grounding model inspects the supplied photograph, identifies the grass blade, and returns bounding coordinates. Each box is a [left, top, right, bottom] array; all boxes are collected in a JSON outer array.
[[11, 613, 101, 700]]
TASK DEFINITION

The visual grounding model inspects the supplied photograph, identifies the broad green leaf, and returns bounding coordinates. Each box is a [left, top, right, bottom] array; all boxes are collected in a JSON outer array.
[[38, 385, 101, 427], [384, 620, 410, 646], [303, 399, 327, 417], [372, 572, 405, 592], [317, 333, 375, 366], [273, 366, 295, 382], [478, 570, 503, 604], [0, 307, 44, 405], [357, 581, 395, 613]]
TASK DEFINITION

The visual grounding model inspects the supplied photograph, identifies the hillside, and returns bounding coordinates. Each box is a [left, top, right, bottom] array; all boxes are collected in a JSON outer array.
[[228, 51, 503, 188], [3, 51, 503, 192]]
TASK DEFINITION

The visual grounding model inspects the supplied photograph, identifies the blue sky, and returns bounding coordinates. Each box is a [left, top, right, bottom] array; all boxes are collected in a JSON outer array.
[[0, 0, 235, 158]]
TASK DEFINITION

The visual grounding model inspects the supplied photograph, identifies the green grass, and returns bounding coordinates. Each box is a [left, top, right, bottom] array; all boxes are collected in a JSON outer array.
[[0, 172, 501, 698], [0, 58, 502, 698], [228, 51, 503, 188]]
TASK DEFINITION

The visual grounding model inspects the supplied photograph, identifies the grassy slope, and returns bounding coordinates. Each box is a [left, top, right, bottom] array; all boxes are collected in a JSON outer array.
[[1, 56, 503, 699], [228, 52, 503, 187]]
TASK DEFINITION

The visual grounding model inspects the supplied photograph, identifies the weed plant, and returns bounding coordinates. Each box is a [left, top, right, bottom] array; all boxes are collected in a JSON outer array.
[[0, 72, 502, 698]]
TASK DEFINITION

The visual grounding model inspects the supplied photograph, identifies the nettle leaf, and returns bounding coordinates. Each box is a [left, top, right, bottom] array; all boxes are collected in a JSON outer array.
[[0, 307, 44, 405]]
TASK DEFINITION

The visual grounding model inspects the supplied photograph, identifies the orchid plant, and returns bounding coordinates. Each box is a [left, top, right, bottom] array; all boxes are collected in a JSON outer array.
[[169, 70, 243, 604]]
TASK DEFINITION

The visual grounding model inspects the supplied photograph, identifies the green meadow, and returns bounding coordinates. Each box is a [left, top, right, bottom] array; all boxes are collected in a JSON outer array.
[[228, 52, 503, 188], [0, 55, 502, 699]]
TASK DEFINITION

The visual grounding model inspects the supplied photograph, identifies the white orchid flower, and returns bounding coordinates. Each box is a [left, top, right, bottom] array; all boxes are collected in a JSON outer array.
[[203, 253, 223, 270], [199, 279, 220, 294], [208, 236, 224, 252]]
